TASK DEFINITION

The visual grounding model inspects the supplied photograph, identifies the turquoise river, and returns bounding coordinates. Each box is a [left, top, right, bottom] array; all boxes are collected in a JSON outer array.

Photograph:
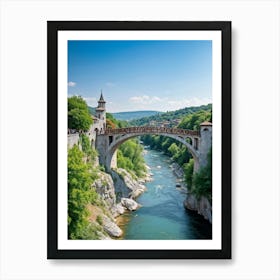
[[118, 148, 212, 240]]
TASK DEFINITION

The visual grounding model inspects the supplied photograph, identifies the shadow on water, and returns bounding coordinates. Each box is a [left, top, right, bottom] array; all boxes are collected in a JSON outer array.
[[138, 201, 212, 239], [184, 208, 212, 239], [137, 200, 188, 223]]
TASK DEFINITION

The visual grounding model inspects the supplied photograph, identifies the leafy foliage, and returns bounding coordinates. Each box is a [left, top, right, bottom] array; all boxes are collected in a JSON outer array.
[[168, 143, 180, 157], [117, 139, 147, 178], [192, 149, 212, 199], [68, 146, 98, 239], [141, 134, 192, 165], [178, 110, 212, 130], [68, 96, 92, 131], [106, 112, 128, 128], [106, 118, 117, 129], [80, 134, 98, 161], [130, 104, 212, 126], [96, 215, 103, 225], [183, 158, 194, 187]]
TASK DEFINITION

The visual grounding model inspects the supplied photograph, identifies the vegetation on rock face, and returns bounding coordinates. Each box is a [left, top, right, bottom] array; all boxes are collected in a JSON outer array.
[[80, 134, 98, 161], [68, 96, 93, 131], [191, 149, 212, 200], [117, 139, 147, 178], [183, 158, 194, 187], [67, 145, 98, 239]]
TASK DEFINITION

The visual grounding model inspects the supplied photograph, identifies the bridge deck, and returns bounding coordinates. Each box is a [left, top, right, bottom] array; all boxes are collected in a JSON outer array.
[[104, 126, 200, 136]]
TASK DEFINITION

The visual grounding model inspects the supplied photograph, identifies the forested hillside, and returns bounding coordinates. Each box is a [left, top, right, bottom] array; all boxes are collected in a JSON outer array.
[[130, 104, 212, 127]]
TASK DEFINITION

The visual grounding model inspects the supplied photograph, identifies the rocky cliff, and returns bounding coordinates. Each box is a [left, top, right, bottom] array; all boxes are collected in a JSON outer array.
[[184, 194, 212, 224], [171, 161, 212, 223], [111, 168, 147, 200], [89, 170, 123, 238], [88, 167, 147, 239]]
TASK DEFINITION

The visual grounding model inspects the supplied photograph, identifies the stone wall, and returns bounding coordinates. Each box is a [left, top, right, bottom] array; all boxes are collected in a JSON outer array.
[[67, 122, 101, 150], [67, 133, 80, 149]]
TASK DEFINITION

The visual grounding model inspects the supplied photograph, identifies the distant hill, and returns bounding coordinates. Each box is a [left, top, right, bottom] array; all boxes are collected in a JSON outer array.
[[111, 111, 162, 121], [88, 107, 161, 121], [88, 106, 96, 116], [130, 104, 212, 126]]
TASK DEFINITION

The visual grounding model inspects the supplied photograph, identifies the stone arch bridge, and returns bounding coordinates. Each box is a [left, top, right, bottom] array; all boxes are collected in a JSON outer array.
[[96, 123, 212, 173]]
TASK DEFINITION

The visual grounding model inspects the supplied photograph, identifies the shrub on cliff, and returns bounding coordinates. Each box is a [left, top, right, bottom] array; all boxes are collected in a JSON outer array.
[[183, 158, 194, 188], [191, 149, 212, 200], [117, 139, 147, 178], [80, 134, 98, 161], [68, 145, 98, 239]]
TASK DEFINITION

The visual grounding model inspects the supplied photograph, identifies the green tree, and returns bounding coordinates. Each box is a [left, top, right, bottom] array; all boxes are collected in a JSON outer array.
[[183, 158, 194, 187], [117, 139, 147, 178], [168, 143, 179, 157], [68, 146, 97, 239], [192, 149, 212, 199], [178, 110, 211, 130], [68, 96, 92, 131], [68, 95, 89, 111]]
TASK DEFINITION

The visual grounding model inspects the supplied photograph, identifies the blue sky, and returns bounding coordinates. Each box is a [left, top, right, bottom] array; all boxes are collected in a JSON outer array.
[[68, 40, 212, 113]]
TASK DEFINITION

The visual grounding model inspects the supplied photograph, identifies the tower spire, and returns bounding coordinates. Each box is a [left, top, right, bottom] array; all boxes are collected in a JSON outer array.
[[95, 90, 106, 133], [99, 90, 104, 102]]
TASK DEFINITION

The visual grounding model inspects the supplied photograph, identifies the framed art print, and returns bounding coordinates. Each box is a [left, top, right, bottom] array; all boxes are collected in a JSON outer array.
[[47, 21, 231, 259]]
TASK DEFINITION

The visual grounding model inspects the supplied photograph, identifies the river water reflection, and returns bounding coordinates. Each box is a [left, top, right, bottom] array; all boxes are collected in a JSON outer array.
[[119, 148, 212, 240]]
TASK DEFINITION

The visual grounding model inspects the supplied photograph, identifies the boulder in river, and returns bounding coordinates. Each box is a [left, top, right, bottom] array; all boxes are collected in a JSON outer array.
[[111, 203, 126, 218], [102, 216, 123, 237], [121, 198, 139, 211]]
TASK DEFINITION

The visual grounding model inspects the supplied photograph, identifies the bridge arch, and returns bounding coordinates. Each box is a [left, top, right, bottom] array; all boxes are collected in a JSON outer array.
[[96, 127, 203, 173], [107, 132, 199, 168]]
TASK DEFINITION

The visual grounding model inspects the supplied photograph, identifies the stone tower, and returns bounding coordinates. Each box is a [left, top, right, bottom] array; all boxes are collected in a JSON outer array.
[[95, 91, 106, 133], [199, 121, 212, 168]]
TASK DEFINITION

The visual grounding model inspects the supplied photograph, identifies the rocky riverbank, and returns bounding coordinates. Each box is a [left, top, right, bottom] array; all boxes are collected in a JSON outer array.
[[87, 166, 150, 239], [170, 161, 212, 224], [111, 168, 147, 200], [170, 162, 188, 193], [184, 194, 212, 223]]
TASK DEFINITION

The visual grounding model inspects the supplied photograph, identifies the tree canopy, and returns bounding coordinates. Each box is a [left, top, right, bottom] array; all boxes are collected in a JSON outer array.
[[68, 145, 98, 239], [68, 96, 92, 131]]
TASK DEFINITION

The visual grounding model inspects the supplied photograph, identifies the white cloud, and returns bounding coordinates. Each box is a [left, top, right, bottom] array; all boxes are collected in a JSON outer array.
[[167, 97, 212, 109], [118, 94, 212, 113], [129, 95, 166, 105], [68, 81, 76, 87]]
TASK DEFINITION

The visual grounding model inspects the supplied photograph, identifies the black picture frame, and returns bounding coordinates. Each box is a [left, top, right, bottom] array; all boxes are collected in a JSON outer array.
[[47, 21, 231, 259]]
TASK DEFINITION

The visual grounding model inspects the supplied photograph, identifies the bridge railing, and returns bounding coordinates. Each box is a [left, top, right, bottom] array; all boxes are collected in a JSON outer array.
[[104, 126, 200, 136]]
